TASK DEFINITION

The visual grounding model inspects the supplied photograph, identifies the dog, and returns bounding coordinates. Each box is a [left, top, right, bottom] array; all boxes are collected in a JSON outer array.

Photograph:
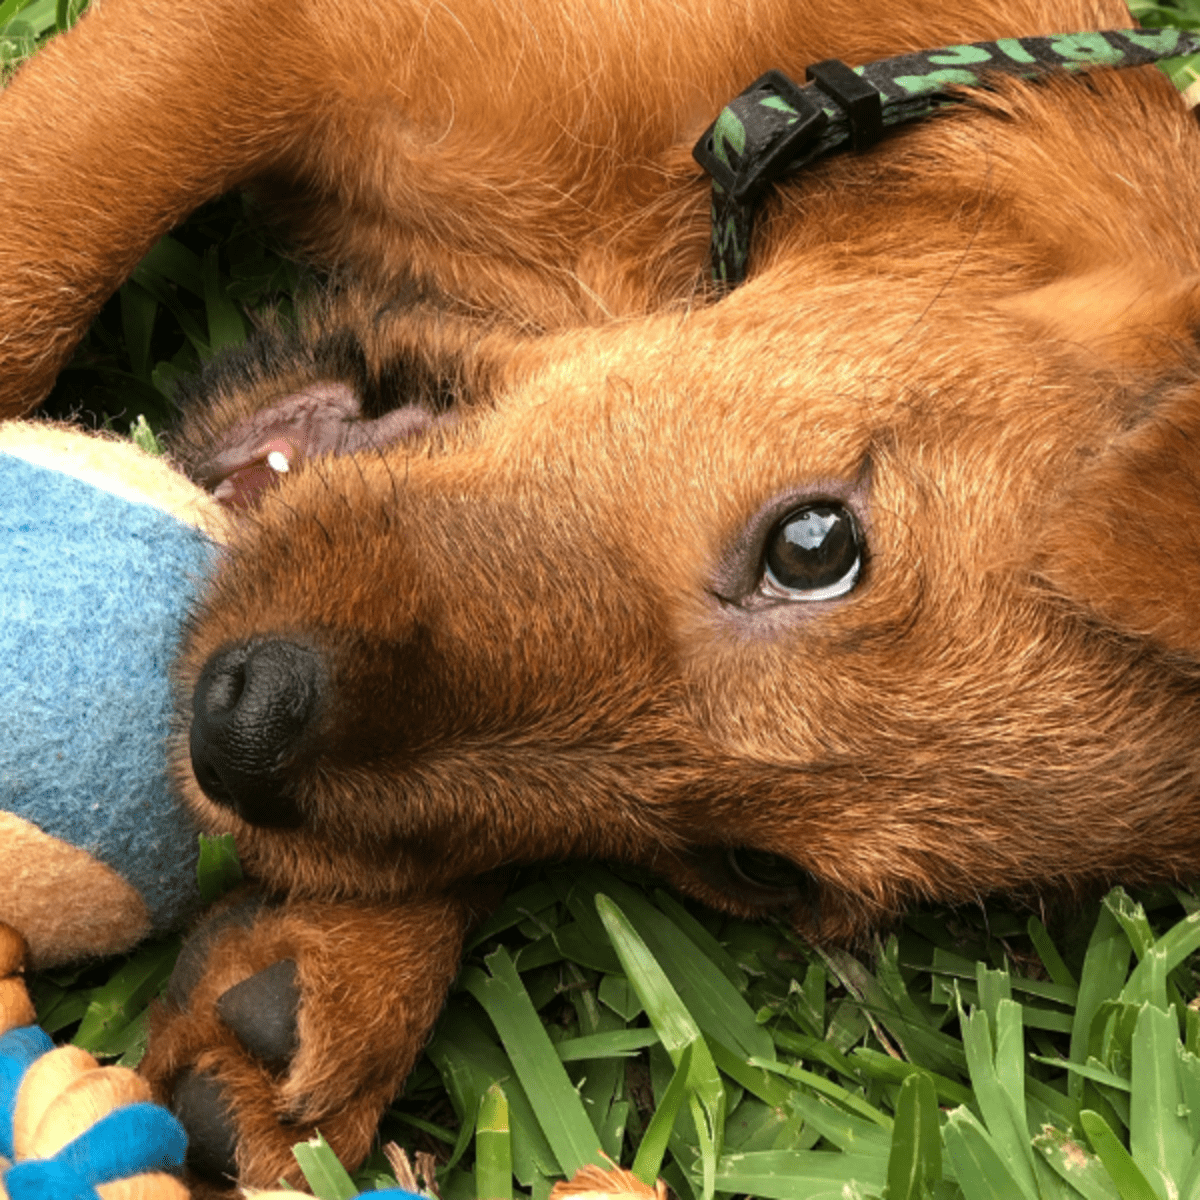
[[6, 0, 1200, 1191]]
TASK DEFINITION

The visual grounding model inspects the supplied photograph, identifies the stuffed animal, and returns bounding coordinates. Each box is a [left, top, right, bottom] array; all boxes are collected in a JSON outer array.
[[0, 419, 226, 967]]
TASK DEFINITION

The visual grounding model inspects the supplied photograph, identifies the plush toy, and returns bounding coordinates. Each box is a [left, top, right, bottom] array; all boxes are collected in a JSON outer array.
[[0, 419, 226, 967]]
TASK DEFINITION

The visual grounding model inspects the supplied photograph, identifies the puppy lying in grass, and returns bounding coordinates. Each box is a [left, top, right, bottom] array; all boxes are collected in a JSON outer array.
[[5, 0, 1200, 1191]]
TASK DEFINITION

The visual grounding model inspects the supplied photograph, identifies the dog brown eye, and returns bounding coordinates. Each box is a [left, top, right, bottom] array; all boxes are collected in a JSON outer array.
[[762, 502, 862, 601]]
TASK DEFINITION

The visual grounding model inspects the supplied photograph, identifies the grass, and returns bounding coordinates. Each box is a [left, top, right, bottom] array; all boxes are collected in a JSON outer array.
[[8, 0, 1200, 1196]]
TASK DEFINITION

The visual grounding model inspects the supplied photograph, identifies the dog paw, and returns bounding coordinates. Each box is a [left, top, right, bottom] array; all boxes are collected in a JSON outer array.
[[140, 890, 470, 1191]]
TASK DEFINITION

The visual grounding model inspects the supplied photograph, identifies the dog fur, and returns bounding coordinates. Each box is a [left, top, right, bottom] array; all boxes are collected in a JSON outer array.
[[7, 0, 1200, 1191]]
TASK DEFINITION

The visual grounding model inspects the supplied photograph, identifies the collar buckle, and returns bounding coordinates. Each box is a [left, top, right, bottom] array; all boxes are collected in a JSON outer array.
[[692, 69, 828, 201]]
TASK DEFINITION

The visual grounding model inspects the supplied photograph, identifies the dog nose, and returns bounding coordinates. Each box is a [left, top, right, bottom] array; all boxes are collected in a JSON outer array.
[[189, 640, 322, 827]]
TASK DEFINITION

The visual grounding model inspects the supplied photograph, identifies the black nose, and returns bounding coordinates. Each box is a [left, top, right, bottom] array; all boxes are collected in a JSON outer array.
[[189, 640, 323, 827]]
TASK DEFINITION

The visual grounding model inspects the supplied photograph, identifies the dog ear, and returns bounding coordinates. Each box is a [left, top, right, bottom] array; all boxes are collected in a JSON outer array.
[[1002, 267, 1200, 371], [1036, 382, 1200, 659]]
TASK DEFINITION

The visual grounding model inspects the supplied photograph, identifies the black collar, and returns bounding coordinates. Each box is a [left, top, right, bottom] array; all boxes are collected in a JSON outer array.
[[692, 28, 1200, 288]]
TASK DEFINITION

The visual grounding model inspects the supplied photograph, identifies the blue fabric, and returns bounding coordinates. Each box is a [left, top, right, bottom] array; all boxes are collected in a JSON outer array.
[[4, 1158, 100, 1200], [4, 1101, 187, 1198], [0, 453, 218, 934], [0, 1026, 53, 1159]]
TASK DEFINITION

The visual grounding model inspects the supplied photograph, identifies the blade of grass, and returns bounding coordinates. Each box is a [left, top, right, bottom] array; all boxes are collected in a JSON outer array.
[[555, 1028, 660, 1061], [1070, 900, 1132, 1118], [72, 937, 180, 1055], [714, 1150, 888, 1199], [461, 948, 603, 1176], [1128, 1003, 1190, 1195], [783, 1090, 891, 1157], [886, 1071, 942, 1200], [594, 877, 773, 1062], [476, 1084, 513, 1200], [196, 833, 244, 904], [957, 999, 1038, 1200], [1028, 918, 1080, 990], [941, 1106, 1030, 1200], [1079, 1111, 1161, 1200], [1033, 1127, 1120, 1200], [201, 245, 246, 354], [425, 1004, 559, 1184], [851, 1047, 975, 1108], [748, 1057, 892, 1133], [632, 1042, 694, 1186], [1121, 911, 1200, 1009], [596, 894, 727, 1198], [292, 1131, 358, 1200]]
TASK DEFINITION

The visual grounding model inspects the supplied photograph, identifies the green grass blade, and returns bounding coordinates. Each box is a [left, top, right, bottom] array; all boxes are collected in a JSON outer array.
[[1032, 1123, 1123, 1200], [477, 1084, 514, 1200], [196, 832, 244, 903], [1033, 1126, 1120, 1200], [748, 1057, 891, 1131], [1104, 890, 1155, 963], [653, 889, 748, 991], [714, 1151, 888, 1199], [958, 1001, 1037, 1200], [1079, 1111, 1161, 1200], [140, 235, 205, 298], [690, 1090, 718, 1200], [555, 1028, 660, 1061], [426, 1004, 559, 1183], [1029, 1057, 1131, 1094], [632, 1041, 694, 1186], [993, 1000, 1030, 1134], [708, 1040, 797, 1110], [72, 937, 179, 1055], [1070, 900, 1133, 1115], [201, 244, 247, 355], [1122, 912, 1200, 1008], [887, 1072, 943, 1200], [462, 949, 603, 1177], [1028, 918, 1080, 990], [593, 878, 773, 1063], [119, 279, 158, 383], [852, 1047, 975, 1108], [784, 1090, 892, 1157], [596, 893, 727, 1186], [1177, 1045, 1200, 1143], [129, 414, 164, 456], [941, 1106, 1030, 1200], [1128, 1003, 1190, 1195], [292, 1131, 359, 1200]]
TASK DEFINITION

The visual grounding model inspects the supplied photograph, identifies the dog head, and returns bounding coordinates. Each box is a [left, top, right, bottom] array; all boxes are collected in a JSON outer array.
[[172, 66, 1200, 943]]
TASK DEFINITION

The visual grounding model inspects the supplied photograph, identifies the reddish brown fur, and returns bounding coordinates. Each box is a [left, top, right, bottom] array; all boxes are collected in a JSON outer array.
[[7, 0, 1200, 1191]]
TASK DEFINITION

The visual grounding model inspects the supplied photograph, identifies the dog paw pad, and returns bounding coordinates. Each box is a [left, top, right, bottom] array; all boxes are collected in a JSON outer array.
[[171, 1068, 238, 1183], [214, 959, 300, 1073]]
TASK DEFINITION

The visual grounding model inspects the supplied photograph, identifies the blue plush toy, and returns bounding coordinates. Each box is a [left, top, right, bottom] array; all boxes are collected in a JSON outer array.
[[0, 420, 225, 967]]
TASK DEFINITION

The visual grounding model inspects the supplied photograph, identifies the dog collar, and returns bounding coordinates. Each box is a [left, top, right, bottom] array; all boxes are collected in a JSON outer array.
[[694, 28, 1200, 287]]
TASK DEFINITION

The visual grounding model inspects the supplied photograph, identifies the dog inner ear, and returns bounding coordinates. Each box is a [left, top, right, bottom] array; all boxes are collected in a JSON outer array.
[[177, 310, 499, 506]]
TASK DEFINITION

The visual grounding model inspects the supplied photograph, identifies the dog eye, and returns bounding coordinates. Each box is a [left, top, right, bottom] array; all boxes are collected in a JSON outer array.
[[761, 502, 862, 601]]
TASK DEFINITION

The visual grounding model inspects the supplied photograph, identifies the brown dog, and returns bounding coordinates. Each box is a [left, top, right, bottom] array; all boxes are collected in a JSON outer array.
[[7, 0, 1200, 1191]]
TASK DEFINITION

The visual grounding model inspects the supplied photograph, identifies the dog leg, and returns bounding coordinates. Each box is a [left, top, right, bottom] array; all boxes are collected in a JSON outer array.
[[0, 0, 313, 416], [139, 887, 473, 1193]]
